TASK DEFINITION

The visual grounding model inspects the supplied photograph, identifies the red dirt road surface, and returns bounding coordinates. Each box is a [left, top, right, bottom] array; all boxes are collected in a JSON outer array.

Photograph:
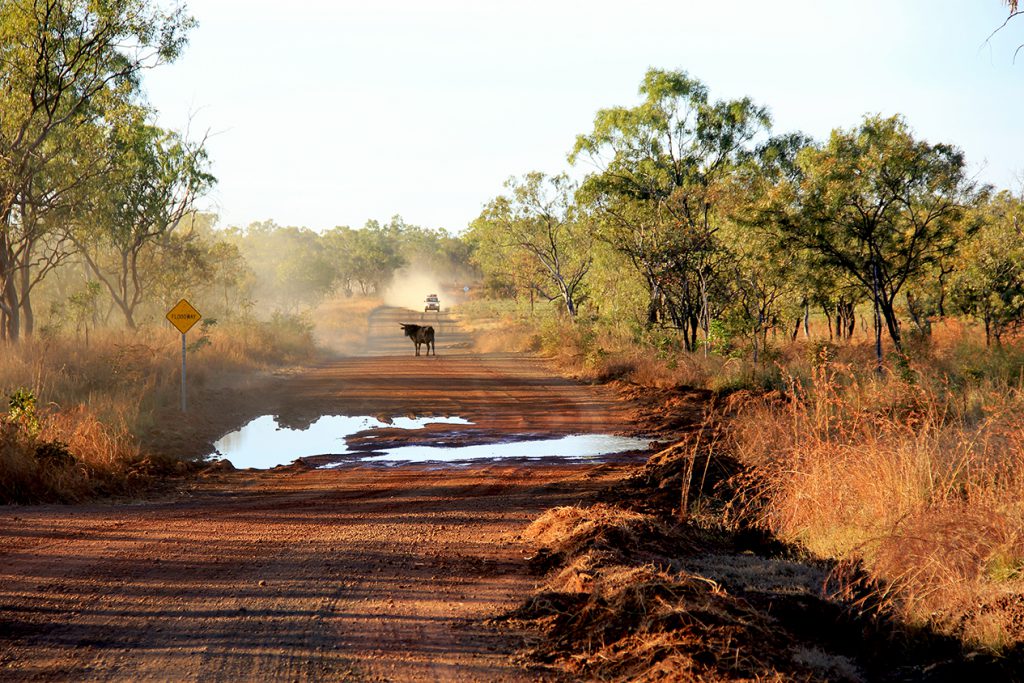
[[0, 308, 646, 681]]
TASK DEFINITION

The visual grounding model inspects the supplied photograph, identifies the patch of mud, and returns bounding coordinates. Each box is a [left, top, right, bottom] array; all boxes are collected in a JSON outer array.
[[498, 504, 833, 681]]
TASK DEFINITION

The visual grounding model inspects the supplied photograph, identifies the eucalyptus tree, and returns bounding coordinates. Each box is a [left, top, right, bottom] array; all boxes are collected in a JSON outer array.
[[347, 221, 407, 295], [205, 239, 254, 315], [76, 114, 214, 328], [472, 173, 592, 319], [142, 217, 240, 317], [0, 0, 194, 339], [570, 68, 771, 349], [465, 218, 546, 304], [389, 218, 473, 279], [1, 124, 101, 338], [769, 115, 978, 360], [130, 212, 253, 318]]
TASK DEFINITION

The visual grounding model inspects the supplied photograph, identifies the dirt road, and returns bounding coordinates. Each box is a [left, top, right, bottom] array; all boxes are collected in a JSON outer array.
[[0, 308, 646, 681]]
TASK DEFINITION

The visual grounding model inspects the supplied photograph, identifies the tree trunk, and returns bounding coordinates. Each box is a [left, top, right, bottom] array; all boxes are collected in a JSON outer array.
[[937, 270, 949, 318], [21, 297, 32, 338], [905, 292, 930, 338], [646, 286, 660, 325], [803, 301, 810, 339], [554, 274, 577, 320], [880, 297, 903, 354], [872, 260, 883, 370], [563, 291, 577, 319], [685, 313, 698, 352], [19, 265, 32, 338], [699, 275, 711, 354], [109, 294, 137, 330], [3, 278, 20, 342]]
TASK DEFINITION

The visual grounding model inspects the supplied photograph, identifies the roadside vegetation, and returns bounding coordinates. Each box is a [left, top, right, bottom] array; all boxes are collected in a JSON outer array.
[[459, 46, 1024, 673], [466, 304, 1024, 674]]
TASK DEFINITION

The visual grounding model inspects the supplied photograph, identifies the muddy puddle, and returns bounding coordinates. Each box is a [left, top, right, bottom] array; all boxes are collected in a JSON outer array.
[[210, 414, 649, 469], [353, 434, 651, 465]]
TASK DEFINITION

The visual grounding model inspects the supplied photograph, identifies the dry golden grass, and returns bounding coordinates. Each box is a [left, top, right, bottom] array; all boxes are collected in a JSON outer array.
[[0, 401, 173, 504], [0, 316, 318, 503], [454, 302, 717, 388], [729, 352, 1024, 650]]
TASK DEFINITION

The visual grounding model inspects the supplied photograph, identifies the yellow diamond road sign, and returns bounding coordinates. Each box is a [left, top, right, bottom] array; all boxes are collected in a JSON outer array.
[[166, 299, 201, 334]]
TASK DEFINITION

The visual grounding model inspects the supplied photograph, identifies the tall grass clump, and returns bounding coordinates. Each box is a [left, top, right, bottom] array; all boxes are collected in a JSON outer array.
[[0, 314, 319, 503], [730, 350, 1024, 649], [0, 387, 167, 503]]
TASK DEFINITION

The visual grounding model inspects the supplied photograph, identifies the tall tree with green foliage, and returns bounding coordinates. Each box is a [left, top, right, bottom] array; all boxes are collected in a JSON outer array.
[[0, 0, 193, 339], [570, 68, 771, 349], [768, 115, 977, 360], [471, 173, 591, 318], [76, 113, 214, 328], [343, 221, 407, 295], [718, 218, 795, 362], [2, 124, 100, 337], [228, 221, 337, 311]]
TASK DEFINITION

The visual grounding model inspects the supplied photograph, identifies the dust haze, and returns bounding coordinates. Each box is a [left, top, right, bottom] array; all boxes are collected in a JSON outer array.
[[383, 268, 446, 312]]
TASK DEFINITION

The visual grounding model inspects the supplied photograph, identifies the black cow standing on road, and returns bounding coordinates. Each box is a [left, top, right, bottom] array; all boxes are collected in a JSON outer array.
[[399, 323, 435, 356]]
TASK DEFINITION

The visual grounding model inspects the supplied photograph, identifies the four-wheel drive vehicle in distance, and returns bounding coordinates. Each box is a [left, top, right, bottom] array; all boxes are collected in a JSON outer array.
[[424, 294, 440, 312]]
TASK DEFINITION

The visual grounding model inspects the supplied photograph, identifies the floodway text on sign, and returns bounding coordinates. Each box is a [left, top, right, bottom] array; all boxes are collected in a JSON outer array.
[[166, 299, 202, 334]]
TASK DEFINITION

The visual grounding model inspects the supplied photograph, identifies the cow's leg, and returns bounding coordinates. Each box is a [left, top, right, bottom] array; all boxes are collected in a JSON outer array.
[[415, 342, 420, 356]]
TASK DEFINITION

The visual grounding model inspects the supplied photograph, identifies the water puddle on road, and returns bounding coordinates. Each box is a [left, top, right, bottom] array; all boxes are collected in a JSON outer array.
[[210, 415, 472, 469], [352, 434, 651, 465], [209, 414, 650, 469]]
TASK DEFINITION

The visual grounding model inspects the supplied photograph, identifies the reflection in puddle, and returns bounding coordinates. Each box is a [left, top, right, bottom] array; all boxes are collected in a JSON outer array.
[[210, 414, 649, 469], [356, 434, 650, 464], [211, 415, 472, 470]]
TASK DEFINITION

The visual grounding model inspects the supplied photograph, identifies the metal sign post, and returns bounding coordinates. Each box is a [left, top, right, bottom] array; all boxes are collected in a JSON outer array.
[[181, 332, 187, 412], [166, 299, 202, 413]]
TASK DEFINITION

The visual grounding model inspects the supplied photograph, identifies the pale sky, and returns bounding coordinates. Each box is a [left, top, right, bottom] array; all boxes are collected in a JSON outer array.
[[143, 0, 1024, 233]]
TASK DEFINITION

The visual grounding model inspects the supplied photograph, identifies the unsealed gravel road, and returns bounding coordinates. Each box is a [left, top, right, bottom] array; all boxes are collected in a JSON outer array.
[[0, 309, 641, 681]]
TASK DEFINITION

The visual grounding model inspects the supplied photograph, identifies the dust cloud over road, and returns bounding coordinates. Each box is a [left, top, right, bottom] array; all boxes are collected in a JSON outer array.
[[0, 307, 643, 681]]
